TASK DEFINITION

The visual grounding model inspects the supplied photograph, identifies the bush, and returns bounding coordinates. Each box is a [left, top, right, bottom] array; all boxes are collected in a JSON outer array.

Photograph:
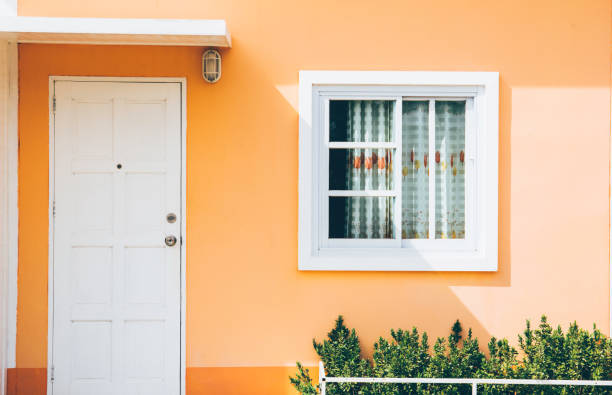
[[291, 316, 373, 395], [290, 315, 612, 395]]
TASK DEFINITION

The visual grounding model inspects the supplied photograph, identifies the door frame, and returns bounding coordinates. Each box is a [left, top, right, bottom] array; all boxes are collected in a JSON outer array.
[[46, 76, 187, 395]]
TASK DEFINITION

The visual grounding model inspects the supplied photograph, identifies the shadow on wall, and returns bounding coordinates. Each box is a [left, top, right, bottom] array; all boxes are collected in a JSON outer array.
[[12, 18, 611, 393], [272, 70, 515, 344], [185, 40, 509, 394]]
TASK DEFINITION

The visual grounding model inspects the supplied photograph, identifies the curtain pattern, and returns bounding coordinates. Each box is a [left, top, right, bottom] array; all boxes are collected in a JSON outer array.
[[345, 100, 394, 238], [330, 99, 465, 240], [435, 101, 465, 239], [401, 101, 429, 239]]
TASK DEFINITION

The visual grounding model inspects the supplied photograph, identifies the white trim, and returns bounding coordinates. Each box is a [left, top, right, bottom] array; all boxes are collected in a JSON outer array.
[[328, 190, 396, 197], [427, 99, 436, 241], [0, 39, 17, 395], [0, 1, 16, 16], [5, 40, 17, 370], [0, 39, 6, 395], [392, 98, 403, 248], [180, 77, 187, 395], [0, 16, 231, 47], [0, 0, 16, 16], [304, 71, 496, 89], [46, 77, 54, 395], [298, 71, 499, 271], [0, 40, 18, 384], [47, 76, 187, 395], [328, 142, 397, 149]]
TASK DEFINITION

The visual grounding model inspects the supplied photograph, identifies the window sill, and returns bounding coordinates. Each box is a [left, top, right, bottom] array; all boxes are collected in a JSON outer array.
[[299, 248, 497, 272]]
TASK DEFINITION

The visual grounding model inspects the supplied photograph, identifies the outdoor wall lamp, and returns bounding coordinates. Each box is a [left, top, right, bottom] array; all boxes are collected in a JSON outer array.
[[202, 49, 222, 83]]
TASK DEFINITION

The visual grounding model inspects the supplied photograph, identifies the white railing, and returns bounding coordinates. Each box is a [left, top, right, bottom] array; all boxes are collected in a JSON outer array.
[[318, 362, 612, 395]]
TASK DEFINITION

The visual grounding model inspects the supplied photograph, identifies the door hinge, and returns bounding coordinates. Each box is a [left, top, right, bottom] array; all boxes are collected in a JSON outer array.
[[52, 96, 56, 113], [50, 366, 55, 382], [52, 201, 56, 217]]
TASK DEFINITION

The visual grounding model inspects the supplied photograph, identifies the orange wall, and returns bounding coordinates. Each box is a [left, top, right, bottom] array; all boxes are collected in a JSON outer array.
[[14, 0, 612, 393]]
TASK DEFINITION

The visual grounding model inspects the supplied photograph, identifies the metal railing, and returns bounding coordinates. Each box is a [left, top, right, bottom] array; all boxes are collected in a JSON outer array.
[[318, 362, 612, 395]]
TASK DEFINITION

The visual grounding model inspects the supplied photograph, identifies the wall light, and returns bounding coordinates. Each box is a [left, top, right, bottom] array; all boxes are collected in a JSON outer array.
[[202, 49, 221, 83]]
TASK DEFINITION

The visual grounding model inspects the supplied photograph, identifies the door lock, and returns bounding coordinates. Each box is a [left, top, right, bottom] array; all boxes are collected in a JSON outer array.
[[166, 213, 177, 223], [165, 235, 177, 247]]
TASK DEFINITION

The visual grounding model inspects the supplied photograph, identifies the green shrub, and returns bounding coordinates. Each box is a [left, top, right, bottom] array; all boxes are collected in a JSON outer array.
[[372, 327, 430, 394], [290, 316, 373, 395], [290, 362, 318, 395], [477, 337, 520, 394], [290, 315, 612, 395], [514, 317, 612, 394]]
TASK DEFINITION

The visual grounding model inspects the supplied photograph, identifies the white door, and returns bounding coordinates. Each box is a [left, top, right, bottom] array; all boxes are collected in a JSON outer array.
[[52, 80, 182, 395]]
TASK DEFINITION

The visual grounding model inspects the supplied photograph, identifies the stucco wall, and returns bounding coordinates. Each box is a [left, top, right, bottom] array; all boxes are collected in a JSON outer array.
[[12, 0, 612, 394]]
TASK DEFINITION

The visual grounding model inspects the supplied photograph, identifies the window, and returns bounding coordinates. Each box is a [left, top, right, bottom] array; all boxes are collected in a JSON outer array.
[[299, 71, 498, 271]]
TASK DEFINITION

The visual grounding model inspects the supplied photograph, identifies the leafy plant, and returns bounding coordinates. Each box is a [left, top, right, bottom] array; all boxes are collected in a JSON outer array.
[[515, 316, 612, 394], [477, 337, 520, 394], [423, 320, 485, 394], [372, 327, 430, 394], [290, 362, 318, 395], [290, 315, 612, 395], [290, 316, 373, 394]]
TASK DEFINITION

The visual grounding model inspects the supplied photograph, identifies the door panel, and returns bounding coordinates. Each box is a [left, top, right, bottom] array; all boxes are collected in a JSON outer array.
[[52, 81, 181, 395]]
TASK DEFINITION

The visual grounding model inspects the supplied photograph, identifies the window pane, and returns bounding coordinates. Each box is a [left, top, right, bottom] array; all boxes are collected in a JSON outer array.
[[329, 148, 393, 190], [329, 100, 394, 142], [401, 101, 429, 239], [329, 197, 394, 239], [435, 101, 466, 239]]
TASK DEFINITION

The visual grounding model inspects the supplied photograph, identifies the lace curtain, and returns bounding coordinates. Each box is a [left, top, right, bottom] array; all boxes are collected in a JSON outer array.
[[328, 100, 465, 240], [434, 101, 465, 239], [344, 101, 394, 239]]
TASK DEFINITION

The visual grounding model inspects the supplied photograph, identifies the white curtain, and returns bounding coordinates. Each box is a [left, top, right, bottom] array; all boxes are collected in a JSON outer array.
[[435, 101, 465, 239], [345, 101, 394, 238], [402, 101, 429, 239], [335, 100, 465, 240], [401, 101, 466, 239]]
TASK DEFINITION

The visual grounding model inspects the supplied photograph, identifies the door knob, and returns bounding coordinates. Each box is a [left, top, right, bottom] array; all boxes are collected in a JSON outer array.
[[165, 235, 177, 247]]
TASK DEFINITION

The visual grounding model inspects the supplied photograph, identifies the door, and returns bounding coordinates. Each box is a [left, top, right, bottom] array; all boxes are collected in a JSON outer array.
[[51, 80, 182, 395]]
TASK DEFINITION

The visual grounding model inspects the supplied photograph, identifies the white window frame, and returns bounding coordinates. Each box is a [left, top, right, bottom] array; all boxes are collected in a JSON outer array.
[[298, 71, 498, 271]]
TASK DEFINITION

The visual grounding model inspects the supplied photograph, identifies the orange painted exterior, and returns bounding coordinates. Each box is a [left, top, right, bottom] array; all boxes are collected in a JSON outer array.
[[6, 367, 312, 395], [11, 0, 612, 394]]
